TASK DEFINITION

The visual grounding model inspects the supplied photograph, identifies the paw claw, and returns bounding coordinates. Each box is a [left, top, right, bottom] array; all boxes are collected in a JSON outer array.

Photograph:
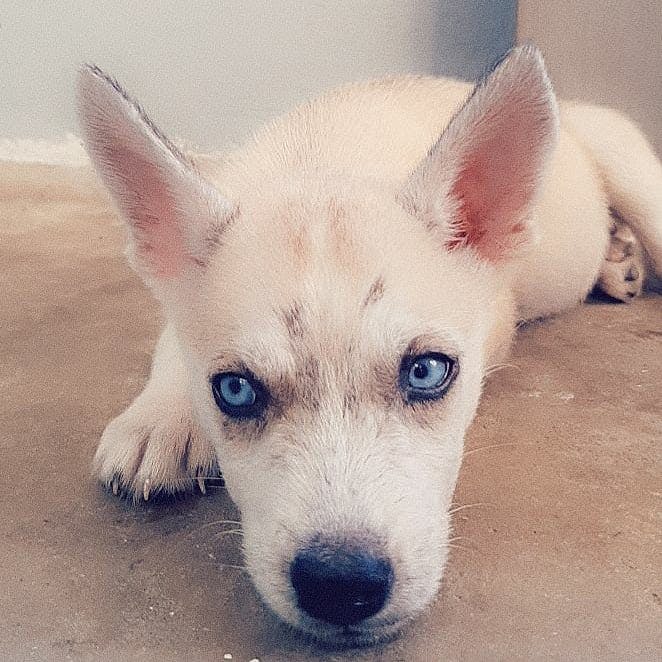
[[197, 475, 207, 495], [143, 478, 151, 502], [95, 397, 218, 501]]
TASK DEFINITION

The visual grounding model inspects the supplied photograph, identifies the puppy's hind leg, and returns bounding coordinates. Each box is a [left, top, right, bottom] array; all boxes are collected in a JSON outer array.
[[563, 103, 662, 283], [94, 325, 219, 501], [596, 214, 646, 301]]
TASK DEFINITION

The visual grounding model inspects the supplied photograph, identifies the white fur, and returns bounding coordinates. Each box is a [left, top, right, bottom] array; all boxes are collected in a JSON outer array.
[[79, 46, 662, 646]]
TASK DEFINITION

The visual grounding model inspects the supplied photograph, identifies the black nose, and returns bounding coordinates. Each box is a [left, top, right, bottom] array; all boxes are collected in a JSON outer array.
[[290, 542, 394, 626]]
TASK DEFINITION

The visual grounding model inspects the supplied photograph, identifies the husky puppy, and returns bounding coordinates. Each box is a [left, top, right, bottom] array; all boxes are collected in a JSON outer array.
[[78, 46, 662, 646]]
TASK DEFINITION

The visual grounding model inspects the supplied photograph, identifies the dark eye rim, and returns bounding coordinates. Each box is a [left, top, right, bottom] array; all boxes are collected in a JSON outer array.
[[210, 371, 270, 420], [398, 351, 459, 403]]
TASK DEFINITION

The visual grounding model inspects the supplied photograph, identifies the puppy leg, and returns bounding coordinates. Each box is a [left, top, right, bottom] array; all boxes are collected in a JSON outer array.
[[93, 325, 219, 500], [596, 216, 646, 301]]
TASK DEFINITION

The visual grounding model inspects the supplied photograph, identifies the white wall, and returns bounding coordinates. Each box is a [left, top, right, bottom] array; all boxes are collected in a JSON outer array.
[[1, 1, 515, 151], [518, 0, 662, 154]]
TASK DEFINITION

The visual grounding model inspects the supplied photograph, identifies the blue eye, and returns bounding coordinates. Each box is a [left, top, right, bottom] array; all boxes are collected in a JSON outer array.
[[399, 352, 457, 403], [211, 372, 268, 419], [220, 375, 255, 406]]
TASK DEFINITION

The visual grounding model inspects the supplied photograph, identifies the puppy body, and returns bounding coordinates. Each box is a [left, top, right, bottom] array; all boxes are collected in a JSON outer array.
[[80, 48, 662, 645]]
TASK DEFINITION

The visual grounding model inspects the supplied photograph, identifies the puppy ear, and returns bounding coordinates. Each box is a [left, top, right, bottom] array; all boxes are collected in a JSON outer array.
[[77, 65, 234, 285], [402, 45, 559, 262]]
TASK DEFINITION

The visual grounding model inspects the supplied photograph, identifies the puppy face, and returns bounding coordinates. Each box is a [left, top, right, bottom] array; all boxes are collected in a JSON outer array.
[[175, 183, 494, 643], [79, 46, 557, 645]]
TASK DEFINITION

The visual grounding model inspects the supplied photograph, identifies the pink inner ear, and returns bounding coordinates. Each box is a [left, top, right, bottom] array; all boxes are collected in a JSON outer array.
[[449, 159, 529, 261], [448, 134, 535, 262], [443, 87, 554, 262], [107, 143, 187, 278]]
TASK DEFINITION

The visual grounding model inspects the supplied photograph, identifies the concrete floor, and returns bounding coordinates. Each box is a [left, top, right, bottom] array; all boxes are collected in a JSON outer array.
[[1, 162, 660, 661]]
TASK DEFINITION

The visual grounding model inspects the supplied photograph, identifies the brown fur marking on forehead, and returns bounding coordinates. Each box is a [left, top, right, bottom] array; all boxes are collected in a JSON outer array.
[[276, 199, 311, 267], [362, 276, 386, 309], [196, 202, 241, 267], [287, 222, 311, 266], [294, 355, 322, 411], [282, 301, 306, 340], [327, 196, 359, 269]]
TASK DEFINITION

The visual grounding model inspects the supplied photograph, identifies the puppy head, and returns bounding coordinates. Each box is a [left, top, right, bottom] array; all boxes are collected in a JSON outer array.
[[79, 46, 557, 645]]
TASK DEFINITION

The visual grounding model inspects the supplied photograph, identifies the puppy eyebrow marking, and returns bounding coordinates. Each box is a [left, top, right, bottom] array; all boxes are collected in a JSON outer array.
[[282, 301, 305, 339], [362, 276, 386, 309], [192, 203, 241, 267]]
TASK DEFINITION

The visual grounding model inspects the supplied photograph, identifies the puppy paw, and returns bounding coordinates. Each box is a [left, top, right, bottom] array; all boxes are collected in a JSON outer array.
[[93, 398, 220, 501], [596, 218, 646, 301]]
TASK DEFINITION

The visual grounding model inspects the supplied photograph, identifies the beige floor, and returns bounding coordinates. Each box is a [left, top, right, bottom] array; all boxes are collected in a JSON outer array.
[[1, 163, 660, 661]]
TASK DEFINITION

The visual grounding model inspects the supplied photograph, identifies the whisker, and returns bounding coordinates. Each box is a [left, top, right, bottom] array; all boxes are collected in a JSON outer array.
[[462, 441, 535, 458], [446, 535, 476, 553], [448, 503, 490, 515], [213, 529, 244, 539], [447, 543, 474, 553], [484, 362, 520, 377], [187, 519, 243, 536]]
